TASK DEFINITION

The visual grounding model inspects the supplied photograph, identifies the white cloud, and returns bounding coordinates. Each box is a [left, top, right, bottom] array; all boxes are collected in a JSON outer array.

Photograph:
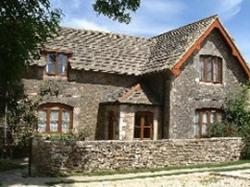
[[143, 0, 186, 16], [217, 0, 244, 20], [62, 18, 110, 32], [59, 0, 186, 36]]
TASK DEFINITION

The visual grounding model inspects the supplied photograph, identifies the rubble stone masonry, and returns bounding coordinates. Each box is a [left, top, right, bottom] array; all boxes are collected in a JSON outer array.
[[32, 137, 243, 175]]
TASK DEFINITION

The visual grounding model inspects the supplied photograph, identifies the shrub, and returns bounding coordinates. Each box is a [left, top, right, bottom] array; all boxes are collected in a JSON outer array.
[[209, 84, 250, 159]]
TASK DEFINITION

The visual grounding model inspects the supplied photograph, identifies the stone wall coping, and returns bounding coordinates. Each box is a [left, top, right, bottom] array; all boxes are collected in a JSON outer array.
[[35, 137, 242, 144]]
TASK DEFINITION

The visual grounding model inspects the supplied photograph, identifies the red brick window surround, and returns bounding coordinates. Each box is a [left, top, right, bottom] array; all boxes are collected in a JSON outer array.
[[200, 55, 223, 83], [194, 109, 222, 138], [134, 111, 153, 140], [46, 53, 68, 76], [38, 103, 73, 133]]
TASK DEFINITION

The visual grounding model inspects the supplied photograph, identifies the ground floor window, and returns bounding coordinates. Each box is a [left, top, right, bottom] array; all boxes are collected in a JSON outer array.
[[38, 103, 73, 133], [194, 108, 222, 137], [134, 111, 153, 140]]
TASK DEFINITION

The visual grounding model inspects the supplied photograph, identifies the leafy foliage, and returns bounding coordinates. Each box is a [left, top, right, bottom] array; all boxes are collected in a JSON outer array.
[[0, 0, 61, 158], [93, 0, 141, 24], [0, 0, 61, 88], [0, 82, 40, 158], [0, 159, 25, 172], [208, 84, 250, 158], [208, 122, 238, 137]]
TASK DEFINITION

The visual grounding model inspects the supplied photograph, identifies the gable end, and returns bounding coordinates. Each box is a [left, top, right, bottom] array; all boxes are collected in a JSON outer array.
[[172, 18, 250, 79]]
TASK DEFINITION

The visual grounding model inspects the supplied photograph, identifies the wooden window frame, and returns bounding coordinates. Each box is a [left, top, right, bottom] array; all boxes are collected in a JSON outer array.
[[200, 55, 223, 84], [46, 53, 69, 76], [195, 108, 222, 138], [134, 111, 154, 140], [38, 103, 73, 134]]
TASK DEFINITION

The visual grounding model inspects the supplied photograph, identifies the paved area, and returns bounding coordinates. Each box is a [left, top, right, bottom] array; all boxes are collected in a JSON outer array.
[[216, 168, 250, 179], [1, 163, 250, 186]]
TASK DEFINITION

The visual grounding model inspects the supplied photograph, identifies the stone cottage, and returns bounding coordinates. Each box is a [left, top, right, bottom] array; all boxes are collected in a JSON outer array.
[[24, 15, 250, 140]]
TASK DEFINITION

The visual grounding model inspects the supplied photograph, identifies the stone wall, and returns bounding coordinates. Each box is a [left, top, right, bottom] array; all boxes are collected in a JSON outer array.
[[32, 137, 243, 175], [23, 68, 138, 140], [169, 30, 248, 138]]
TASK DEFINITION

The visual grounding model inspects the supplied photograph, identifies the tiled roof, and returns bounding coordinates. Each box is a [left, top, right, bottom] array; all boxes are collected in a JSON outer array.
[[103, 83, 160, 105], [32, 29, 150, 75], [144, 15, 217, 73], [32, 15, 218, 75]]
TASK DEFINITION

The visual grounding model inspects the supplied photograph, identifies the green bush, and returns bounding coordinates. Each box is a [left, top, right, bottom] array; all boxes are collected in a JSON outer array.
[[209, 84, 250, 159], [208, 122, 238, 137]]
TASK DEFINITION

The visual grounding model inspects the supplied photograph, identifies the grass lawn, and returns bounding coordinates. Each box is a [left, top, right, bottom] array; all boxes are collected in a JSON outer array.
[[0, 159, 25, 172]]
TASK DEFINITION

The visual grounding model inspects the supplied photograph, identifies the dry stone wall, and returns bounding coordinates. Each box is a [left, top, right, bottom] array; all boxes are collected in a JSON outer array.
[[32, 137, 243, 175]]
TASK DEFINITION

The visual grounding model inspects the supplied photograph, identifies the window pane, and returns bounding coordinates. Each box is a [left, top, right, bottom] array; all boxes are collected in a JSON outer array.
[[217, 60, 223, 82], [47, 53, 56, 74], [194, 112, 199, 123], [63, 111, 70, 122], [201, 123, 208, 136], [202, 112, 208, 123], [58, 54, 67, 74], [62, 111, 70, 133], [213, 60, 218, 82], [193, 123, 200, 137], [202, 112, 208, 136], [211, 112, 216, 123], [206, 60, 213, 81], [194, 112, 200, 137], [144, 114, 153, 127], [135, 114, 141, 128], [62, 122, 70, 133], [38, 111, 46, 132], [134, 127, 140, 138], [50, 111, 59, 132], [39, 111, 46, 121], [217, 112, 222, 123], [143, 128, 151, 139], [213, 58, 222, 82]]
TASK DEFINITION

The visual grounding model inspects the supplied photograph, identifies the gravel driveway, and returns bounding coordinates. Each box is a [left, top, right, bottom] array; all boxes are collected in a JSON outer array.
[[1, 166, 250, 186]]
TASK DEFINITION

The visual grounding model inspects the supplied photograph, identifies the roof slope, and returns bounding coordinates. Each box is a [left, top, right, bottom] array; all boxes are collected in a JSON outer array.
[[144, 15, 217, 73], [33, 29, 150, 75], [32, 15, 250, 77], [103, 83, 160, 105]]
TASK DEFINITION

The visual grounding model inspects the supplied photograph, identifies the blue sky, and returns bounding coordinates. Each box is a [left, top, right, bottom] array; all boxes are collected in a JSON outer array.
[[51, 0, 250, 63]]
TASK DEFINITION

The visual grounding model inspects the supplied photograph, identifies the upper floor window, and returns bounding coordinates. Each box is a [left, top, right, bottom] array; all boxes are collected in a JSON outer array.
[[200, 55, 222, 83], [194, 108, 222, 138], [134, 111, 153, 140], [38, 103, 73, 133], [46, 53, 68, 76]]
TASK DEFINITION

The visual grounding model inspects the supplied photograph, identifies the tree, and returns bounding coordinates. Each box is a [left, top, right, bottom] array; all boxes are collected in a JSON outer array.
[[0, 0, 61, 87], [93, 0, 141, 24], [0, 0, 61, 158]]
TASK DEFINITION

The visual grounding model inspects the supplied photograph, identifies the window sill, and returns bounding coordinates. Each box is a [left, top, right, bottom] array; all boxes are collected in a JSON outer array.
[[43, 73, 68, 81], [133, 138, 153, 141], [199, 81, 223, 86]]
